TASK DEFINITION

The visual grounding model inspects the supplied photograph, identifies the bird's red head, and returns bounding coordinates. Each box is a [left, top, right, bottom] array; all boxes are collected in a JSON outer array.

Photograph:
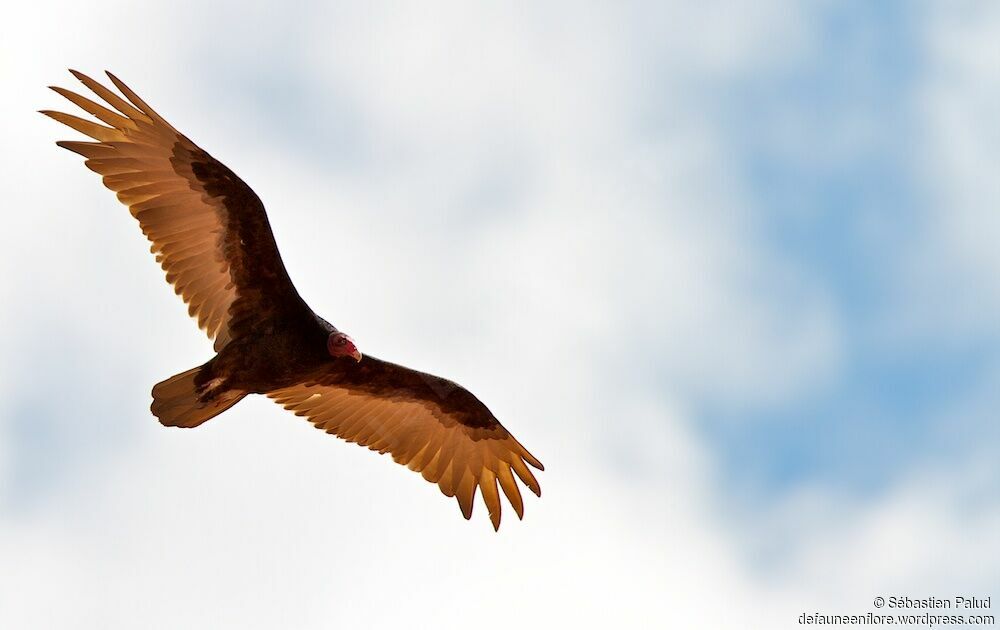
[[328, 332, 362, 362]]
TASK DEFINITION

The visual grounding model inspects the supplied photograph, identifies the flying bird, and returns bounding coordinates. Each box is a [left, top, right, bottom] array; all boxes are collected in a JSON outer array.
[[42, 70, 542, 530]]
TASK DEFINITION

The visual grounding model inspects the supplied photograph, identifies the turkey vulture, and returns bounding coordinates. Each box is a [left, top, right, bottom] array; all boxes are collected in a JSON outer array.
[[42, 70, 543, 530]]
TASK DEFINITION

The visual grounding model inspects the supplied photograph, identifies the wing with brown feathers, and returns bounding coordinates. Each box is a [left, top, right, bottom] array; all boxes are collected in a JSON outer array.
[[268, 356, 544, 530], [42, 70, 304, 350]]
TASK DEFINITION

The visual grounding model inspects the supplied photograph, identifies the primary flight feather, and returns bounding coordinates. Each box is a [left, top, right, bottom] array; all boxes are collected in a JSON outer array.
[[42, 70, 543, 530]]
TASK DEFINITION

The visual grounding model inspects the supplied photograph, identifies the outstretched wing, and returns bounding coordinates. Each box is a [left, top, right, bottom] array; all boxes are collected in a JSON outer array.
[[268, 357, 544, 530], [42, 70, 305, 350]]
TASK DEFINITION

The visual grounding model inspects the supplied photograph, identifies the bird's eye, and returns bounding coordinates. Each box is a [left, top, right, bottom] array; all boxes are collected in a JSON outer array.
[[337, 337, 347, 345]]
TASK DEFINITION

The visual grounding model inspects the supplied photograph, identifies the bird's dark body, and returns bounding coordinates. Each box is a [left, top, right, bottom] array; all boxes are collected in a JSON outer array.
[[200, 310, 501, 433], [199, 313, 332, 395], [44, 70, 542, 529]]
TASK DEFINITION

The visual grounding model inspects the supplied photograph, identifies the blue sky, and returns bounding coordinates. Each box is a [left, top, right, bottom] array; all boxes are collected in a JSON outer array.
[[2, 1, 999, 627], [701, 2, 999, 503], [706, 2, 936, 493]]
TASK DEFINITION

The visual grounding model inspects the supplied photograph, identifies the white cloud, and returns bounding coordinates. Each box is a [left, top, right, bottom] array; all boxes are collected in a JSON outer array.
[[901, 1, 1000, 340], [770, 457, 1000, 607]]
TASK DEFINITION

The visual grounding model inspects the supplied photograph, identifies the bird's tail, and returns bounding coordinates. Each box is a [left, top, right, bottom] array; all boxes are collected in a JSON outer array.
[[151, 366, 245, 428]]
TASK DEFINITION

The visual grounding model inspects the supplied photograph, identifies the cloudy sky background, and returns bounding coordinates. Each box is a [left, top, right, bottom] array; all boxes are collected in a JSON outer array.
[[2, 1, 999, 627]]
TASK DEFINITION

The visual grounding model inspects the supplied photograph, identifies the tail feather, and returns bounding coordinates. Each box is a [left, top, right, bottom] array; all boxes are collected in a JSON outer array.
[[151, 366, 244, 428]]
